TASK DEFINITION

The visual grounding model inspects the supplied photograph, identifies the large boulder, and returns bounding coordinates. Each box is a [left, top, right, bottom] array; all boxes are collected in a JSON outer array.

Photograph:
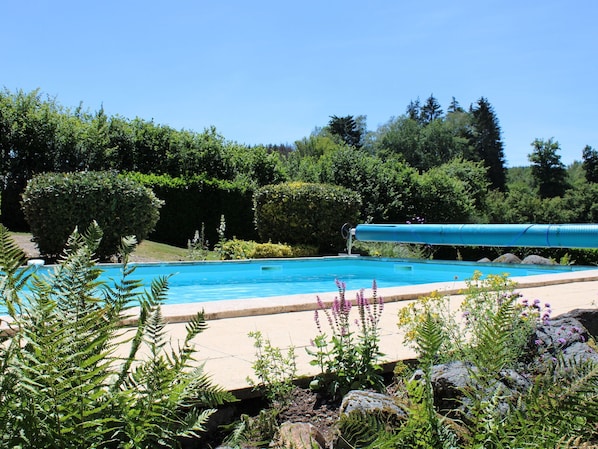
[[521, 254, 556, 265], [493, 253, 522, 264]]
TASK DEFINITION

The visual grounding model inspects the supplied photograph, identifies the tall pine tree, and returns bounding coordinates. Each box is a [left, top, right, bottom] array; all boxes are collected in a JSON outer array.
[[470, 97, 506, 191], [582, 145, 598, 183]]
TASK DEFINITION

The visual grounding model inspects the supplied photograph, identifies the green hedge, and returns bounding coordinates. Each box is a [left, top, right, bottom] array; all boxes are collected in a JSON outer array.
[[127, 173, 257, 247], [253, 182, 361, 252], [21, 171, 162, 259]]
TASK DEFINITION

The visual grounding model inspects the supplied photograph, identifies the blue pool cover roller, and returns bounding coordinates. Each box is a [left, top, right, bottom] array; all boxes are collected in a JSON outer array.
[[354, 224, 598, 248]]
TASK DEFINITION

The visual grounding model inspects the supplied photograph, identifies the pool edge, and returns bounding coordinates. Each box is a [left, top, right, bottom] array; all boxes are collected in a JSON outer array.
[[151, 269, 598, 324]]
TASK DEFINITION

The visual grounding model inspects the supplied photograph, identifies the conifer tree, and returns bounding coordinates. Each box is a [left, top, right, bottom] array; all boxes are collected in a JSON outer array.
[[470, 97, 507, 191], [406, 98, 421, 122], [327, 115, 364, 149], [420, 94, 443, 124], [582, 144, 598, 183]]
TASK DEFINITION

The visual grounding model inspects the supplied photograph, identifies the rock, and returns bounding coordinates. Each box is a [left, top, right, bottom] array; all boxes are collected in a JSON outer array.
[[271, 422, 326, 449], [534, 316, 590, 348], [339, 390, 407, 420], [493, 253, 522, 264], [498, 368, 532, 393], [526, 313, 598, 373], [477, 257, 492, 263], [428, 361, 479, 414], [425, 361, 531, 421], [521, 255, 556, 265], [559, 308, 598, 339], [563, 341, 598, 364]]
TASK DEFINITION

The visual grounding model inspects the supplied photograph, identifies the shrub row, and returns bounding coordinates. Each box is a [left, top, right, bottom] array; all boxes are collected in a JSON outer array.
[[19, 172, 363, 258], [127, 172, 258, 247]]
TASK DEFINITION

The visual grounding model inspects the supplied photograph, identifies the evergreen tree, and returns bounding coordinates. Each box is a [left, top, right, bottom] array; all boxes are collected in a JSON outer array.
[[406, 98, 421, 122], [528, 138, 569, 198], [447, 96, 464, 113], [420, 94, 443, 124], [582, 144, 598, 183], [327, 115, 364, 149], [470, 97, 507, 191]]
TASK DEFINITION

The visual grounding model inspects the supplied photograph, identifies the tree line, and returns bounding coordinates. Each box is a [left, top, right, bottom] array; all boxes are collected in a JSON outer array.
[[1, 87, 597, 235]]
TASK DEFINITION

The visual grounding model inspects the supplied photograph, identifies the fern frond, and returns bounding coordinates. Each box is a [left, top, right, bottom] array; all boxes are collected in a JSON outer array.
[[118, 234, 138, 265], [222, 419, 249, 447], [337, 409, 397, 448], [551, 356, 598, 421], [185, 310, 208, 342], [177, 407, 217, 437], [0, 225, 33, 316], [0, 224, 28, 272], [415, 311, 445, 365], [145, 305, 167, 358]]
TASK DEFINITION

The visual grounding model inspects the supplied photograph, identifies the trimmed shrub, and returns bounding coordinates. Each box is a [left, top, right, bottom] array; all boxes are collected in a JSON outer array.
[[21, 171, 162, 259], [127, 173, 257, 247], [253, 182, 361, 252]]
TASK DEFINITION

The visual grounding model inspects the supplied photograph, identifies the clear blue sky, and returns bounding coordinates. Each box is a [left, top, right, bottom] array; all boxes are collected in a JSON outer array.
[[3, 1, 597, 167]]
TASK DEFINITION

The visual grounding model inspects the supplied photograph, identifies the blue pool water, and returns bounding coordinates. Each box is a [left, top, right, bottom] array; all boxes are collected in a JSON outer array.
[[13, 256, 596, 307]]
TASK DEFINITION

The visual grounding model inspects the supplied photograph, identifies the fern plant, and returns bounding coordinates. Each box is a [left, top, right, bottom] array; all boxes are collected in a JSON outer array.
[[0, 222, 234, 448]]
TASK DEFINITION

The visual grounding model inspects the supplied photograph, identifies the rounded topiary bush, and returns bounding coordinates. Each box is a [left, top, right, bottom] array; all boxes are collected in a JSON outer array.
[[21, 171, 163, 259], [253, 182, 361, 252]]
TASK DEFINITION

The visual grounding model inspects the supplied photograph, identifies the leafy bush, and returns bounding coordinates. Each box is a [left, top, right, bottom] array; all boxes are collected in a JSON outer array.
[[219, 238, 318, 260], [0, 222, 234, 448], [318, 147, 416, 223], [247, 331, 297, 404], [253, 182, 361, 252], [21, 171, 162, 260], [411, 167, 476, 223]]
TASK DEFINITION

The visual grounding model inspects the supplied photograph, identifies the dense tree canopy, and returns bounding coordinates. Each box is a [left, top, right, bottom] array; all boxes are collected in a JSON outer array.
[[1, 87, 596, 244], [528, 138, 570, 199]]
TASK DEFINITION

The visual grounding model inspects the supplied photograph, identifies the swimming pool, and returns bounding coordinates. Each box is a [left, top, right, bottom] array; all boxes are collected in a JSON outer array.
[[28, 256, 595, 306]]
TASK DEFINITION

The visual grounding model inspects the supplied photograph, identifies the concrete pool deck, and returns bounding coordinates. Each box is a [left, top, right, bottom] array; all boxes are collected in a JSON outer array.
[[153, 270, 598, 395]]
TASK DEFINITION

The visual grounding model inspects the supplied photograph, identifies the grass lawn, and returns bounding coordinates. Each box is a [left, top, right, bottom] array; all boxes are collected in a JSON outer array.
[[8, 231, 219, 262]]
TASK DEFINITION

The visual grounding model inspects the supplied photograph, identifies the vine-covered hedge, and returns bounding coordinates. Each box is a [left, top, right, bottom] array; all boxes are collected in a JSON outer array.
[[127, 173, 258, 247], [21, 171, 162, 259], [253, 182, 361, 252]]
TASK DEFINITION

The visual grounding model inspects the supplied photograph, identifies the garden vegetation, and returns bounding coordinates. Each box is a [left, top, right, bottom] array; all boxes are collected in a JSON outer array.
[[3, 88, 598, 261], [0, 223, 235, 448]]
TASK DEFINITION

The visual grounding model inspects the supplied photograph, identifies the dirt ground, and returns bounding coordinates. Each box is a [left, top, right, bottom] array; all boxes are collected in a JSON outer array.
[[11, 234, 40, 259]]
